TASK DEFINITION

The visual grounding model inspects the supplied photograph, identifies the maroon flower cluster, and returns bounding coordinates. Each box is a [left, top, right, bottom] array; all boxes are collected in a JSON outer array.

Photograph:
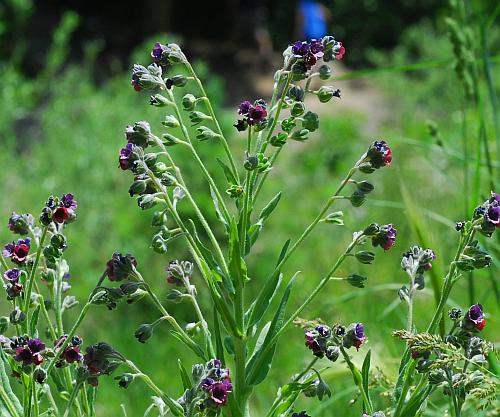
[[365, 140, 392, 169], [292, 39, 325, 69], [54, 335, 83, 367], [13, 337, 45, 366], [476, 192, 500, 236], [371, 224, 397, 251], [462, 303, 486, 332], [305, 325, 331, 357], [3, 268, 23, 298], [199, 359, 233, 410], [234, 99, 268, 131]]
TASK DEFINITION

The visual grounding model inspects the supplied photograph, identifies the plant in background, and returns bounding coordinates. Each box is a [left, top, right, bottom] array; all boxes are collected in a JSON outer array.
[[0, 33, 497, 417]]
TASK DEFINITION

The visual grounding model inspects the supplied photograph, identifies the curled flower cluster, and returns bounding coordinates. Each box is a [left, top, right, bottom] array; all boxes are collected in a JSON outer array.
[[191, 359, 232, 411], [12, 337, 45, 366], [291, 39, 325, 69], [462, 303, 486, 332], [367, 223, 397, 251], [8, 212, 33, 235], [83, 342, 124, 386], [364, 140, 392, 170], [165, 260, 193, 286], [304, 322, 366, 360], [106, 252, 137, 281], [234, 99, 268, 131], [40, 194, 78, 226], [475, 192, 499, 236]]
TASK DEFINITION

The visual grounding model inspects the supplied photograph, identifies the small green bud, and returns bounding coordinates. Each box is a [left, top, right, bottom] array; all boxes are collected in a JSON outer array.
[[167, 289, 185, 303], [120, 282, 140, 295], [134, 324, 154, 343], [116, 373, 135, 389], [50, 233, 67, 250], [244, 155, 259, 171], [355, 251, 375, 264], [347, 274, 367, 288], [358, 162, 375, 174], [350, 190, 366, 207], [128, 179, 147, 197], [182, 94, 197, 111], [318, 64, 332, 80], [137, 195, 160, 210], [325, 345, 340, 362], [270, 133, 287, 147], [280, 117, 296, 133], [170, 75, 187, 87], [363, 223, 379, 236], [288, 85, 305, 101], [152, 233, 168, 254], [323, 211, 344, 225], [0, 316, 8, 333], [226, 185, 244, 198], [151, 211, 167, 227], [34, 368, 47, 384], [289, 128, 310, 142], [357, 181, 374, 193], [162, 115, 180, 128], [189, 111, 210, 126], [152, 161, 168, 175], [291, 101, 305, 117], [291, 61, 307, 81], [302, 111, 319, 132], [162, 132, 180, 146], [40, 207, 52, 226], [317, 86, 341, 103], [196, 126, 219, 141], [150, 94, 171, 107]]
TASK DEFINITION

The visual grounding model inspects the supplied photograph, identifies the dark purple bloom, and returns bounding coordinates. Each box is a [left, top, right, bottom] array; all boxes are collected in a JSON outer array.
[[106, 252, 137, 281], [54, 335, 83, 364], [291, 38, 325, 70], [372, 224, 397, 251], [119, 143, 135, 171], [366, 140, 392, 169], [238, 100, 252, 115], [3, 238, 31, 264], [304, 325, 331, 358], [15, 338, 45, 366], [235, 100, 268, 129], [4, 268, 21, 283], [464, 304, 486, 331], [247, 105, 267, 125], [208, 380, 232, 405], [233, 119, 247, 132]]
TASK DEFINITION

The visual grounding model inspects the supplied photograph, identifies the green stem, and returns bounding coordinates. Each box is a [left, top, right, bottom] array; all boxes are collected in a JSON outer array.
[[0, 384, 21, 417], [33, 281, 57, 340], [340, 347, 374, 414], [62, 382, 82, 417], [24, 226, 48, 313], [185, 61, 240, 182]]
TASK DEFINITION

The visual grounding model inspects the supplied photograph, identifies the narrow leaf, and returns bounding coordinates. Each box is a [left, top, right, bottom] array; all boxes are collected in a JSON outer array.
[[177, 360, 192, 391]]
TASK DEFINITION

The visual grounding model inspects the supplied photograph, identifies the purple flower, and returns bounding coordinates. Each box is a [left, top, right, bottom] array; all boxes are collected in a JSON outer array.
[[485, 202, 500, 227], [371, 224, 397, 251], [366, 140, 392, 169], [292, 38, 325, 69], [247, 105, 267, 125], [238, 100, 252, 115], [235, 100, 268, 130], [119, 143, 136, 171], [343, 322, 366, 350], [61, 194, 77, 211], [54, 335, 83, 365], [15, 338, 45, 366], [151, 42, 164, 64], [463, 304, 486, 331], [4, 268, 21, 283], [304, 325, 331, 358], [52, 207, 70, 224], [3, 238, 31, 264]]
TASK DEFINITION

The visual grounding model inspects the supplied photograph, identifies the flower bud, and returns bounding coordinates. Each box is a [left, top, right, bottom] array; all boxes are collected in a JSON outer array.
[[182, 94, 197, 111], [355, 251, 375, 264], [151, 211, 168, 227], [226, 185, 244, 198], [189, 111, 211, 126], [347, 274, 367, 288], [152, 233, 168, 254], [288, 85, 305, 101], [317, 86, 341, 103], [325, 345, 340, 362], [291, 61, 308, 80], [363, 223, 379, 236], [289, 128, 309, 142], [192, 364, 205, 382], [50, 234, 67, 250], [302, 111, 319, 132], [120, 282, 140, 295], [291, 101, 305, 117], [318, 64, 331, 80], [125, 121, 152, 148], [8, 212, 33, 235], [196, 126, 219, 141], [116, 373, 135, 389], [323, 211, 344, 225], [34, 368, 47, 384], [162, 132, 180, 146], [358, 162, 376, 174], [9, 308, 26, 324], [75, 366, 90, 384], [166, 289, 184, 303], [162, 115, 180, 128], [134, 324, 153, 343], [106, 252, 137, 281], [357, 181, 374, 193], [270, 133, 287, 147], [39, 207, 53, 226], [149, 94, 171, 107], [137, 195, 160, 210], [0, 316, 8, 333], [244, 155, 259, 171], [128, 179, 147, 197], [350, 190, 366, 207], [448, 308, 462, 321], [170, 75, 187, 87], [281, 117, 296, 132]]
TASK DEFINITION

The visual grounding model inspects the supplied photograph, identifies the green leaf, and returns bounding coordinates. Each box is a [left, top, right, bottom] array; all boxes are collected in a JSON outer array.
[[213, 307, 225, 365], [177, 360, 193, 391], [210, 186, 229, 230], [246, 273, 298, 386], [228, 218, 248, 288], [216, 157, 238, 185], [0, 348, 23, 417], [30, 305, 40, 337], [258, 192, 281, 222], [362, 349, 373, 411], [246, 239, 291, 329]]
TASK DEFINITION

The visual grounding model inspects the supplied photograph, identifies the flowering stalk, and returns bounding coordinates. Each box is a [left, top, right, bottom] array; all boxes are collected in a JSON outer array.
[[23, 226, 48, 314]]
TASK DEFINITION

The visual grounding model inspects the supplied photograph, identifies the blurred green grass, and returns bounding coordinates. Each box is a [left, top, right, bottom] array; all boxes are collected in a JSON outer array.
[[0, 21, 499, 417]]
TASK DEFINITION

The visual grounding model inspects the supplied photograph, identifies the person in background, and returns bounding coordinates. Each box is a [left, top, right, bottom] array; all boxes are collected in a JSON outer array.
[[296, 0, 332, 39]]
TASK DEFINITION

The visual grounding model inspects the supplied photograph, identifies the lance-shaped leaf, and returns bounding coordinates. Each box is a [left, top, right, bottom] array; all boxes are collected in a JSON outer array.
[[229, 218, 248, 288], [245, 272, 298, 386], [246, 192, 282, 252]]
